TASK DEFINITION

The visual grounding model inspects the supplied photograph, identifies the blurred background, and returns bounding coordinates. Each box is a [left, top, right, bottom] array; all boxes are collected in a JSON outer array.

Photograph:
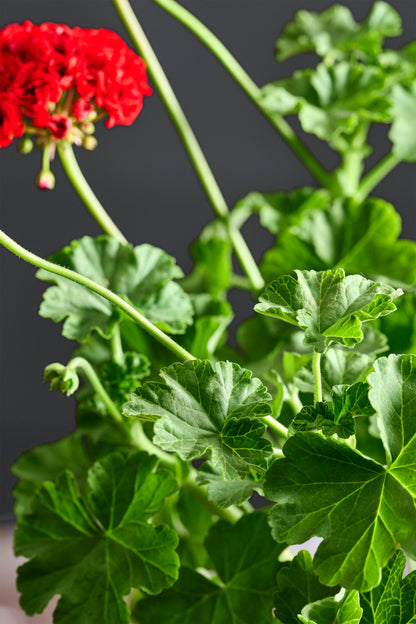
[[1, 0, 416, 619]]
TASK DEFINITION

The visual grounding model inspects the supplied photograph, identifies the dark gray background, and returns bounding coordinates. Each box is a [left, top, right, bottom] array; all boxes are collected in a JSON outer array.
[[1, 0, 416, 516]]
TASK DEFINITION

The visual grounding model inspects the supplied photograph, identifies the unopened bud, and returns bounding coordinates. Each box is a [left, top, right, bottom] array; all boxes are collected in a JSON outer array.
[[17, 136, 33, 155], [80, 122, 95, 135], [83, 136, 98, 151], [36, 170, 55, 190]]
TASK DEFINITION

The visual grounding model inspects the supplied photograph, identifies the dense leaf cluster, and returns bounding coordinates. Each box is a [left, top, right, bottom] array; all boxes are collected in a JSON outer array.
[[10, 2, 416, 624]]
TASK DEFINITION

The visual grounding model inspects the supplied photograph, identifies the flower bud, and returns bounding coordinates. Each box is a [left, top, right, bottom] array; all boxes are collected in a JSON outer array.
[[17, 136, 33, 155], [82, 136, 98, 151], [80, 122, 95, 135], [36, 170, 55, 190]]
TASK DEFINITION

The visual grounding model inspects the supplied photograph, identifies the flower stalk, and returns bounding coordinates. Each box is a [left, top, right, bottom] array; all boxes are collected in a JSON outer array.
[[111, 0, 265, 291]]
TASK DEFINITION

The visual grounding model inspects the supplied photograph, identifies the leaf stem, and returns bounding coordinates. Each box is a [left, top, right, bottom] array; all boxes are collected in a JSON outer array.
[[355, 152, 401, 204], [312, 351, 323, 405], [110, 325, 124, 364], [150, 0, 334, 190], [0, 228, 195, 363], [57, 142, 128, 244], [67, 356, 124, 424], [111, 0, 264, 291], [263, 415, 288, 439]]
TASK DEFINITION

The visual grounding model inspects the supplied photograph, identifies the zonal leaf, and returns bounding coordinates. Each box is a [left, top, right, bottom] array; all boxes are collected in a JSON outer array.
[[299, 589, 362, 624], [12, 432, 90, 516], [276, 2, 401, 62], [255, 269, 401, 353], [37, 236, 193, 341], [295, 328, 388, 398], [189, 221, 233, 297], [196, 464, 261, 508], [261, 62, 390, 150], [274, 550, 339, 624], [390, 83, 416, 162], [368, 354, 416, 463], [137, 514, 281, 624], [264, 431, 416, 591], [123, 359, 273, 479], [233, 187, 330, 236], [261, 197, 416, 289], [15, 452, 179, 624], [291, 382, 373, 438], [360, 550, 416, 624]]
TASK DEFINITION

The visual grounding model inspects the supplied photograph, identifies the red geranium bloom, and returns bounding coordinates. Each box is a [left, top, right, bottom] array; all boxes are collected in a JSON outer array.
[[0, 97, 24, 147], [0, 20, 152, 148]]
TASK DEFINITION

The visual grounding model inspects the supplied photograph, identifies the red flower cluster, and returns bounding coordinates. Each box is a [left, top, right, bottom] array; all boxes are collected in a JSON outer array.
[[0, 21, 152, 147]]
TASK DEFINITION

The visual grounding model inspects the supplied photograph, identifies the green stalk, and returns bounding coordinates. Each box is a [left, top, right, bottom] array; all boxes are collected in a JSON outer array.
[[263, 415, 288, 439], [57, 142, 128, 244], [312, 351, 323, 405], [150, 0, 334, 190], [67, 357, 124, 424], [0, 228, 194, 363], [111, 0, 264, 291], [355, 152, 401, 204], [111, 325, 124, 364]]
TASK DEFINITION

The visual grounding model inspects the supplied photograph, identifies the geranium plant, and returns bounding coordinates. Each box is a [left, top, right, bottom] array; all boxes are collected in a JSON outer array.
[[2, 1, 416, 622]]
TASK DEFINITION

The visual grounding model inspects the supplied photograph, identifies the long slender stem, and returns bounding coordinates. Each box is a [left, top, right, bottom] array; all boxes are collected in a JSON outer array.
[[312, 351, 323, 405], [57, 142, 128, 244], [0, 228, 195, 363], [355, 152, 401, 204], [150, 0, 334, 191], [111, 0, 264, 291], [68, 357, 124, 424]]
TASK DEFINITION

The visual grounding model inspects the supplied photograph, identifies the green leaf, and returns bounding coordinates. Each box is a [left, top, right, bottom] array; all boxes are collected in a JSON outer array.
[[188, 221, 233, 297], [390, 83, 416, 161], [234, 187, 330, 236], [255, 269, 401, 353], [379, 293, 416, 354], [123, 359, 273, 479], [294, 328, 387, 403], [12, 433, 91, 516], [299, 589, 362, 624], [276, 2, 401, 62], [264, 428, 416, 591], [37, 236, 193, 341], [291, 382, 373, 438], [85, 352, 150, 408], [137, 514, 281, 624], [261, 62, 390, 150], [368, 354, 416, 463], [196, 464, 261, 508], [274, 550, 339, 624], [261, 197, 416, 289], [360, 550, 416, 623], [182, 294, 233, 360], [15, 452, 179, 624]]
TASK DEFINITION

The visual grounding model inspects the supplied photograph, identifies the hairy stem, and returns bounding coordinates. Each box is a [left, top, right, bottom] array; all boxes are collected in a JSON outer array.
[[57, 142, 128, 244], [312, 351, 323, 405], [68, 356, 124, 424], [355, 152, 401, 204], [0, 228, 194, 363], [111, 0, 264, 290], [150, 0, 334, 190]]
